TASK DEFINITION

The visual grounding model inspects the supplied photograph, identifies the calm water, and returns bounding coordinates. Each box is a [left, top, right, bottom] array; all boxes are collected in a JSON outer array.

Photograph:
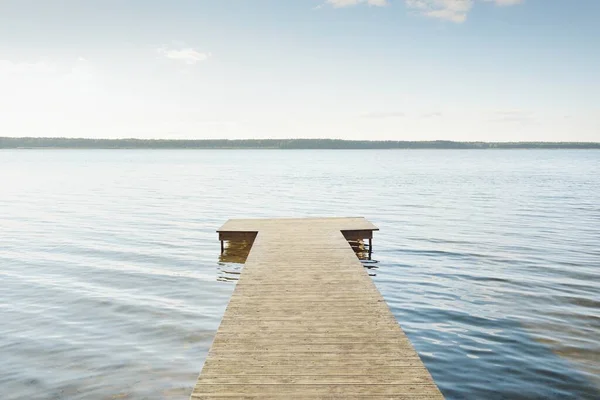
[[1, 149, 599, 399]]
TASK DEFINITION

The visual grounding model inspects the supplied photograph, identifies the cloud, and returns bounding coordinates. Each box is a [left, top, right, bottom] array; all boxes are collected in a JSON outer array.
[[326, 0, 389, 8], [157, 46, 211, 65], [0, 59, 56, 74], [405, 0, 523, 23], [405, 0, 473, 22], [0, 57, 95, 80], [489, 0, 523, 5], [490, 110, 534, 124], [361, 111, 405, 119], [421, 111, 443, 118]]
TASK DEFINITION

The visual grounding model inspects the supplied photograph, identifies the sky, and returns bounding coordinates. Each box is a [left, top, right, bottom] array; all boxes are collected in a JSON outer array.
[[0, 0, 599, 141]]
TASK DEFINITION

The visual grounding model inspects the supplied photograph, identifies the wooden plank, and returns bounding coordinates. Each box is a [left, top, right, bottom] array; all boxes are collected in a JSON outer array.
[[191, 217, 444, 399], [217, 217, 379, 233]]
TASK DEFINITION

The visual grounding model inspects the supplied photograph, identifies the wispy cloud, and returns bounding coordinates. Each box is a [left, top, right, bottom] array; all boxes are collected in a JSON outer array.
[[405, 0, 523, 23], [421, 111, 443, 118], [490, 109, 534, 124], [0, 59, 56, 74], [323, 0, 520, 18], [489, 0, 523, 5], [361, 111, 405, 119], [325, 0, 389, 8], [157, 45, 211, 65], [0, 57, 92, 80]]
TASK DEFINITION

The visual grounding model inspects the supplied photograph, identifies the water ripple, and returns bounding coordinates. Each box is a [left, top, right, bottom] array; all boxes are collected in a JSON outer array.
[[1, 149, 599, 399]]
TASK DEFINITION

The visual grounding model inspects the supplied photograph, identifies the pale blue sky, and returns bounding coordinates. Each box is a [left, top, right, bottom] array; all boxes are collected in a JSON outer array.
[[1, 0, 598, 141]]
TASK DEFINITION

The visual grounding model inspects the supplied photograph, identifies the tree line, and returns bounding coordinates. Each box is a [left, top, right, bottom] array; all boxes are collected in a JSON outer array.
[[1, 137, 599, 149]]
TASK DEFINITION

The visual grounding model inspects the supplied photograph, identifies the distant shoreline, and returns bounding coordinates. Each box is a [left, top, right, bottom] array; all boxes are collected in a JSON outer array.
[[1, 138, 599, 150]]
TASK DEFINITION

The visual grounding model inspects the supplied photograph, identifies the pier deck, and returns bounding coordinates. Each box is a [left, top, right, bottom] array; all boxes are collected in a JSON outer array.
[[191, 217, 444, 399]]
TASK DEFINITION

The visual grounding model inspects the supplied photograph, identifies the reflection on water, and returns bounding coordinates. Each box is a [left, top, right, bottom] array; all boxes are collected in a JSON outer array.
[[347, 239, 372, 261], [217, 240, 253, 282], [218, 239, 254, 264]]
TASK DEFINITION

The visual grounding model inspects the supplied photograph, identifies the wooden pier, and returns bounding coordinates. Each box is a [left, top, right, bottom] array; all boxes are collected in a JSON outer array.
[[191, 217, 444, 399]]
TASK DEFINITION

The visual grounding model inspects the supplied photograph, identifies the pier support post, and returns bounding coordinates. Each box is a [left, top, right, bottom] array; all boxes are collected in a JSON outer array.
[[368, 238, 372, 260]]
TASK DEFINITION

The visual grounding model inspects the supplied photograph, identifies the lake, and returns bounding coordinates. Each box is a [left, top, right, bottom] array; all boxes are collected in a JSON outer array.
[[1, 149, 599, 399]]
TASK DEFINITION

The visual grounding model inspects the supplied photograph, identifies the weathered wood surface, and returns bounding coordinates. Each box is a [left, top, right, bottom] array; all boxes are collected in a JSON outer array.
[[191, 217, 444, 399]]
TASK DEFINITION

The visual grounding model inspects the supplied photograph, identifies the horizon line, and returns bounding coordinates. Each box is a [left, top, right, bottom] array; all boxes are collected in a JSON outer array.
[[2, 137, 600, 144], [2, 137, 599, 150]]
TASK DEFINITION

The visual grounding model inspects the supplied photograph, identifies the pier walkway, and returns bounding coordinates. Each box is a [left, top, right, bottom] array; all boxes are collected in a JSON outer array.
[[191, 217, 443, 399]]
